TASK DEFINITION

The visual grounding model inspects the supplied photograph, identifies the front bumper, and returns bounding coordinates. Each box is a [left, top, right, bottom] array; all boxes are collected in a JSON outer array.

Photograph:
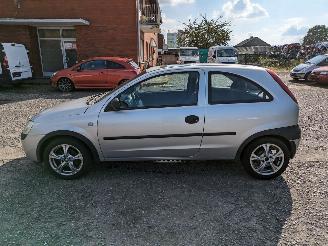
[[21, 133, 45, 162], [290, 72, 306, 79], [49, 78, 57, 87]]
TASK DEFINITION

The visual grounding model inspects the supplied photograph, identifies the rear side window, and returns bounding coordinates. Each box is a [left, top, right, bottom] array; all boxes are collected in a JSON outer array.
[[209, 72, 272, 104], [81, 60, 106, 71], [107, 61, 125, 69]]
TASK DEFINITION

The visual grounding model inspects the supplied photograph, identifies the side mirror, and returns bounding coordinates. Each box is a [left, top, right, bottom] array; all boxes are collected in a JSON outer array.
[[108, 98, 121, 111], [212, 54, 216, 59], [76, 66, 82, 72]]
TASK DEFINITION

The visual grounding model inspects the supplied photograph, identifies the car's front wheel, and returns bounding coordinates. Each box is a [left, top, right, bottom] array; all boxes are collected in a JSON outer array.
[[241, 137, 290, 179], [57, 78, 74, 92], [43, 137, 92, 179], [304, 72, 311, 81]]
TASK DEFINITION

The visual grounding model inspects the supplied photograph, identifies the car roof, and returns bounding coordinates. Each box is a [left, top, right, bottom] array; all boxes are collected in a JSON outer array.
[[85, 57, 131, 62], [210, 46, 235, 49], [147, 63, 266, 73]]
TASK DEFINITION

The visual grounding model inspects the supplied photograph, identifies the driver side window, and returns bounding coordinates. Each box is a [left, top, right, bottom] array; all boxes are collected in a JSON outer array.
[[116, 72, 199, 110]]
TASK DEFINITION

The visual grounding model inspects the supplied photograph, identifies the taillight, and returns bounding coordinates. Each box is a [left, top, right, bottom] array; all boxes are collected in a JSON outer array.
[[2, 56, 8, 68], [266, 69, 298, 104]]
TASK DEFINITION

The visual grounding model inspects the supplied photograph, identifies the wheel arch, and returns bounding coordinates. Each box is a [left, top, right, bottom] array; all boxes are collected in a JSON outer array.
[[235, 125, 301, 162], [36, 130, 100, 164]]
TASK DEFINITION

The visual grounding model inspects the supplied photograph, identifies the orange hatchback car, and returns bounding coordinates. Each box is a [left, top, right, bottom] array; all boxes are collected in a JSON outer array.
[[50, 57, 141, 92]]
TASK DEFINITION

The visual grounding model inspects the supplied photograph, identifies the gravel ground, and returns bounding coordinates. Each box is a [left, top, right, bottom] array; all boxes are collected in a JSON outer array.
[[0, 75, 327, 245]]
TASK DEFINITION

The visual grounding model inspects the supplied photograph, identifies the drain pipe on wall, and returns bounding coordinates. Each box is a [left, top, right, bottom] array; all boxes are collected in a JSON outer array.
[[136, 0, 141, 65]]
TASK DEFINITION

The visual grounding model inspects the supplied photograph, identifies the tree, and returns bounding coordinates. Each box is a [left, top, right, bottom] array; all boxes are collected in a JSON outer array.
[[177, 15, 232, 49], [303, 25, 328, 45]]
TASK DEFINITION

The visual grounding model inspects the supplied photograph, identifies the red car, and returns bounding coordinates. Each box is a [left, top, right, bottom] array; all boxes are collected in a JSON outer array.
[[309, 66, 328, 84], [50, 57, 141, 92]]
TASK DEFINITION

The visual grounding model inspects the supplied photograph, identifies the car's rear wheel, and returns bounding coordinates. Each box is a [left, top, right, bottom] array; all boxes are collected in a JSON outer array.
[[57, 78, 74, 92], [43, 137, 92, 179], [241, 137, 290, 179]]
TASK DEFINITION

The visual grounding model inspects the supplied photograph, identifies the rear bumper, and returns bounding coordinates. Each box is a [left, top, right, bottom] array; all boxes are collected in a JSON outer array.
[[290, 139, 300, 158]]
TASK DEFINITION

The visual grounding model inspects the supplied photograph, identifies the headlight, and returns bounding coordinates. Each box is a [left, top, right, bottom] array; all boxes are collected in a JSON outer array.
[[320, 71, 328, 75], [22, 121, 34, 135], [51, 72, 58, 78]]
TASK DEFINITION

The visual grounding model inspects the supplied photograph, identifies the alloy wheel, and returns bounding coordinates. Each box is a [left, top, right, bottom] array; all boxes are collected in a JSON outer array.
[[48, 144, 84, 177], [58, 78, 73, 92], [249, 143, 285, 176]]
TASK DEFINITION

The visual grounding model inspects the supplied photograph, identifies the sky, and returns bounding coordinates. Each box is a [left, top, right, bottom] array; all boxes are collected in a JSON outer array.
[[158, 0, 328, 45]]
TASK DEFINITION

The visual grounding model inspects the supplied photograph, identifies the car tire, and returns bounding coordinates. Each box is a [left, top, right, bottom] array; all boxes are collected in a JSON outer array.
[[57, 77, 74, 92], [241, 137, 290, 180], [304, 72, 311, 81], [43, 137, 92, 179]]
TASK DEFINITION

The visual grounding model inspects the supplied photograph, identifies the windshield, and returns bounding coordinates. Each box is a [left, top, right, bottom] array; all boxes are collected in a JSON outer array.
[[305, 55, 326, 64], [217, 49, 237, 57], [86, 72, 146, 105], [180, 49, 199, 57]]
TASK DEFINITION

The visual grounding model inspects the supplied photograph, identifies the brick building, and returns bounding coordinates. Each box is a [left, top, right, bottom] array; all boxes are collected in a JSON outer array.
[[0, 0, 161, 77]]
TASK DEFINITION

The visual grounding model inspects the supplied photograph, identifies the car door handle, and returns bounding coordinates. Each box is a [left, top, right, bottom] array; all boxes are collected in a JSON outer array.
[[185, 115, 199, 124]]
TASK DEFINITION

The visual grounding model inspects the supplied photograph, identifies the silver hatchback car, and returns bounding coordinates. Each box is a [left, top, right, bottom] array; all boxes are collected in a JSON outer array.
[[22, 64, 301, 180]]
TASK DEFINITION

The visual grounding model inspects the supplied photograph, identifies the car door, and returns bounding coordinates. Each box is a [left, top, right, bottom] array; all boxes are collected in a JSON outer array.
[[105, 60, 127, 88], [71, 60, 108, 87], [98, 70, 205, 159], [199, 71, 274, 160]]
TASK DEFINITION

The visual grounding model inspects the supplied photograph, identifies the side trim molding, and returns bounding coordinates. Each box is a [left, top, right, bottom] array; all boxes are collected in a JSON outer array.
[[103, 132, 236, 141]]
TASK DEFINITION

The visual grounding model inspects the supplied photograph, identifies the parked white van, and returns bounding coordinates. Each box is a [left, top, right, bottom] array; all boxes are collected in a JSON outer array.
[[178, 47, 200, 64], [208, 46, 238, 64], [0, 43, 32, 82]]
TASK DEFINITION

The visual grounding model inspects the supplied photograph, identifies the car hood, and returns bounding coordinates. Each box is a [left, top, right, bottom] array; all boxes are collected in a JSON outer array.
[[292, 63, 313, 72], [33, 97, 89, 122]]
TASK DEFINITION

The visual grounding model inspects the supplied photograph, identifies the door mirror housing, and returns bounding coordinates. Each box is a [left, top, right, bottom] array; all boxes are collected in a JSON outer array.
[[107, 98, 121, 111]]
